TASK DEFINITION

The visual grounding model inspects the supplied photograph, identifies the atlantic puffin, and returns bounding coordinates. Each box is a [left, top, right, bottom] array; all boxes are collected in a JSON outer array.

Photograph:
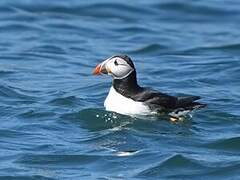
[[93, 55, 206, 121]]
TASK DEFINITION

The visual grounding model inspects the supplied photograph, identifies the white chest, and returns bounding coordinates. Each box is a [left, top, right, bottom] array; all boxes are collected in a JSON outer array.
[[104, 87, 151, 115]]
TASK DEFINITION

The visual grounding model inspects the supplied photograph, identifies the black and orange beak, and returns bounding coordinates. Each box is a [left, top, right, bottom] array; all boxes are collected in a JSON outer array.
[[93, 61, 109, 75]]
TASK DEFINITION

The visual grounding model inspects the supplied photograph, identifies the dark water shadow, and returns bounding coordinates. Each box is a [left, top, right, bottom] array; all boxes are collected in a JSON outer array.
[[60, 108, 196, 137]]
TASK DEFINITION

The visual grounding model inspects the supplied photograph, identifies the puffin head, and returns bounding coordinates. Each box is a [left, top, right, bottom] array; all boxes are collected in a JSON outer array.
[[93, 55, 135, 79]]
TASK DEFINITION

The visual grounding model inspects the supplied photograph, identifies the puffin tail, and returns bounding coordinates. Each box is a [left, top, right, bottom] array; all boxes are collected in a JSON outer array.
[[168, 96, 206, 120], [176, 96, 206, 110]]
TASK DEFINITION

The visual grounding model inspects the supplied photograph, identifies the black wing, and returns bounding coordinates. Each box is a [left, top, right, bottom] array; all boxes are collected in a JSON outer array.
[[131, 88, 178, 109], [131, 88, 205, 110]]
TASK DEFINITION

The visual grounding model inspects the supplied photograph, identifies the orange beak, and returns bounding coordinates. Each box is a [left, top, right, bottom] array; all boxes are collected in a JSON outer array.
[[93, 64, 102, 75], [93, 62, 108, 75]]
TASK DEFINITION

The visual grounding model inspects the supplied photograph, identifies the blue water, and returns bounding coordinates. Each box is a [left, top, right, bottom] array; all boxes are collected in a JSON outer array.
[[0, 0, 240, 179]]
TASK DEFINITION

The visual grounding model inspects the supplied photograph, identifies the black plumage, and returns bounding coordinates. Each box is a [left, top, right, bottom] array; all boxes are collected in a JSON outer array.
[[113, 56, 206, 114]]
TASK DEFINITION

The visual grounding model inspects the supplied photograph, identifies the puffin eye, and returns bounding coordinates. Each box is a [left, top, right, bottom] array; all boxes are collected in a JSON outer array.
[[114, 60, 119, 66]]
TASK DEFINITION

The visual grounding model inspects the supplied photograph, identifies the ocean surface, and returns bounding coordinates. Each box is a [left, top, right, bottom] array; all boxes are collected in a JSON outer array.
[[0, 0, 240, 179]]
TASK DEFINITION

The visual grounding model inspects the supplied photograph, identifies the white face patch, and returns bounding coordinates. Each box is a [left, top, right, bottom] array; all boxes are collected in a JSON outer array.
[[106, 57, 134, 79]]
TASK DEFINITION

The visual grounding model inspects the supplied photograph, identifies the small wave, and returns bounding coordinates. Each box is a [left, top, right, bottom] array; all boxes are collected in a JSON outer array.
[[61, 108, 133, 131], [153, 2, 237, 17], [202, 163, 240, 178], [11, 2, 152, 21], [29, 45, 66, 55], [16, 52, 66, 62], [0, 6, 16, 14], [206, 137, 240, 151], [48, 96, 82, 107], [0, 128, 32, 138], [127, 44, 168, 55], [0, 23, 42, 33], [75, 82, 107, 93], [18, 109, 56, 119], [117, 26, 155, 34], [213, 43, 240, 51], [16, 154, 101, 165], [0, 175, 56, 180], [0, 85, 36, 101], [0, 70, 14, 77], [137, 154, 206, 178], [183, 43, 240, 55]]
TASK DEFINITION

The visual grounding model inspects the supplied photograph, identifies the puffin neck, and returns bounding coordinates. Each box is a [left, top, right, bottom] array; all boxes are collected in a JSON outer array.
[[113, 70, 142, 98]]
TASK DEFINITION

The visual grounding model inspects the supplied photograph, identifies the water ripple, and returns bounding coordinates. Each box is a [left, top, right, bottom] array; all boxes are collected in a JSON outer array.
[[137, 154, 207, 178], [16, 154, 101, 165], [127, 43, 169, 55], [154, 2, 237, 16], [0, 85, 36, 101], [0, 175, 56, 180], [206, 137, 240, 151]]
